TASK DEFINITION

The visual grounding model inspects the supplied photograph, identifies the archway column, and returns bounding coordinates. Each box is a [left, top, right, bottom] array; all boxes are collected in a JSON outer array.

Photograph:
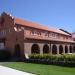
[[51, 44, 53, 55], [24, 43, 32, 55], [72, 46, 73, 53], [49, 44, 51, 54], [72, 45, 74, 53], [72, 45, 75, 53], [48, 44, 51, 54], [69, 45, 73, 53], [39, 44, 43, 55], [68, 45, 70, 53], [57, 44, 59, 54], [63, 45, 65, 54]]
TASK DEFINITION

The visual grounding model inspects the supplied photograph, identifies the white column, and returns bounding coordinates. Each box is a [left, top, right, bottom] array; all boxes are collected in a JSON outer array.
[[39, 44, 43, 55], [72, 45, 74, 53], [24, 43, 32, 55], [72, 45, 75, 53], [57, 44, 59, 54], [68, 45, 70, 53], [50, 44, 53, 55], [63, 45, 65, 54]]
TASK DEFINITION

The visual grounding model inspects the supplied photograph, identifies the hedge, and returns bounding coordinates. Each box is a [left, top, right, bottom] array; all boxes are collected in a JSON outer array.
[[26, 54, 75, 67], [0, 49, 11, 61]]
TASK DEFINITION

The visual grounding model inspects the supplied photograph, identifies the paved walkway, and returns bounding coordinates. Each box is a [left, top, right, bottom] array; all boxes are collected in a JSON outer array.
[[0, 65, 35, 75]]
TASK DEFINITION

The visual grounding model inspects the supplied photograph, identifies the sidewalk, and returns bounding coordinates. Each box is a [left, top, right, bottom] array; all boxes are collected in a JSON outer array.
[[0, 65, 35, 75]]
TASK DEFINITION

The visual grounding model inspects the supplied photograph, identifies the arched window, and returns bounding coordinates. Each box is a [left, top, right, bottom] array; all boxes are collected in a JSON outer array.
[[52, 45, 57, 54], [65, 46, 68, 53], [31, 44, 40, 54], [59, 45, 63, 54], [43, 44, 49, 54]]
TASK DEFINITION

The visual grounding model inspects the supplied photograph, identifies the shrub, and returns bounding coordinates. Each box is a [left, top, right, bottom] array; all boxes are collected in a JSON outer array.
[[0, 49, 11, 61], [28, 54, 75, 66]]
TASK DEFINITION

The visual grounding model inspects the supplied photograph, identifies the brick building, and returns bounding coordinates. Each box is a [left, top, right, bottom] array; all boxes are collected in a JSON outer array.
[[0, 12, 75, 58]]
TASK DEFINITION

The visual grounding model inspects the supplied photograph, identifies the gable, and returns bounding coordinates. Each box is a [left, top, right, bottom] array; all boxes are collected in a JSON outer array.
[[0, 12, 14, 29]]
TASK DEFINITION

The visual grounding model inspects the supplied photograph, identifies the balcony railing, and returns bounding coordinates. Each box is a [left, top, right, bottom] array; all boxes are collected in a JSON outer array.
[[24, 34, 75, 43]]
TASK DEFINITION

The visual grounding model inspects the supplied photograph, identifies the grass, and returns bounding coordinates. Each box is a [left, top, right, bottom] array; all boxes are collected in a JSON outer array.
[[1, 62, 75, 75]]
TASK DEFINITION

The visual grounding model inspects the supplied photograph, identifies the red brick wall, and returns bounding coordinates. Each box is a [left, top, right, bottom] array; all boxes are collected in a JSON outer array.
[[0, 13, 24, 57]]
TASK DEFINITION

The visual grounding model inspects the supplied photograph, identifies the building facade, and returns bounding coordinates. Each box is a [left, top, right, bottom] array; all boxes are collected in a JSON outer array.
[[0, 12, 75, 58]]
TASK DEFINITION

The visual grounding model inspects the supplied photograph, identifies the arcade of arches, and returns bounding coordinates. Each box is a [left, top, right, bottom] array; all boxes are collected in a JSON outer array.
[[43, 44, 49, 54], [31, 43, 75, 54], [52, 45, 57, 54], [31, 44, 40, 54]]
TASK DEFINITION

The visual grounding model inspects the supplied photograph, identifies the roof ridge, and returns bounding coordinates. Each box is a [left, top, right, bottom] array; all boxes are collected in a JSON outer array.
[[13, 16, 70, 36]]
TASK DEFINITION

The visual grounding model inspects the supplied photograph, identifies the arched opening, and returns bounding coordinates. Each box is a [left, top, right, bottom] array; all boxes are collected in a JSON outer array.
[[65, 46, 68, 53], [14, 44, 21, 58], [69, 46, 72, 53], [59, 45, 63, 54], [52, 45, 57, 54], [31, 44, 40, 54], [43, 44, 49, 54]]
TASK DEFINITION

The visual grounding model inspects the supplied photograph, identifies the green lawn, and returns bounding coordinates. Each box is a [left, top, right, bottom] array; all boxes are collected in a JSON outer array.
[[1, 62, 75, 75]]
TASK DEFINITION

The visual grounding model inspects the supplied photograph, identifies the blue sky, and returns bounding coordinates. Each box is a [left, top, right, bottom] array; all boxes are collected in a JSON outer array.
[[0, 0, 75, 33]]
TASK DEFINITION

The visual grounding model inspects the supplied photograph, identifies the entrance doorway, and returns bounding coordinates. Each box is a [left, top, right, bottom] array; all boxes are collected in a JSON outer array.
[[14, 44, 21, 58]]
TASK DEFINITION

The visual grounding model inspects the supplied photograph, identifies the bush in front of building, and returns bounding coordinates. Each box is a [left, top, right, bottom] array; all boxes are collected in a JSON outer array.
[[28, 54, 75, 66], [0, 49, 11, 61]]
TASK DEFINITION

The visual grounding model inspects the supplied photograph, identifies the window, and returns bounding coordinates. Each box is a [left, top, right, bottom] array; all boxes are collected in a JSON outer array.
[[0, 29, 11, 36], [52, 33, 56, 37], [0, 31, 2, 35], [1, 31, 3, 36], [49, 32, 57, 38], [21, 27, 24, 30], [2, 30, 5, 35], [8, 29, 11, 33], [49, 33, 52, 37], [15, 24, 22, 31], [30, 30, 41, 36], [45, 32, 49, 37], [66, 37, 68, 39], [57, 34, 61, 39], [37, 32, 41, 36], [55, 34, 59, 39], [0, 43, 4, 49], [31, 31, 36, 35]]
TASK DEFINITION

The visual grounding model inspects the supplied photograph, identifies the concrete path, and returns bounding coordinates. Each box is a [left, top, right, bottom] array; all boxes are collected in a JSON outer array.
[[0, 65, 35, 75]]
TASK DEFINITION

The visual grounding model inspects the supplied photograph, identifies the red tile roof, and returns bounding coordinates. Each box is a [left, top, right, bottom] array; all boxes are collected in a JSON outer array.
[[0, 12, 71, 36], [14, 17, 70, 36]]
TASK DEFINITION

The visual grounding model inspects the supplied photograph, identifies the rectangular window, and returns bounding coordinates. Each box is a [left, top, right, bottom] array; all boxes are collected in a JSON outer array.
[[0, 43, 4, 49], [45, 32, 49, 37]]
